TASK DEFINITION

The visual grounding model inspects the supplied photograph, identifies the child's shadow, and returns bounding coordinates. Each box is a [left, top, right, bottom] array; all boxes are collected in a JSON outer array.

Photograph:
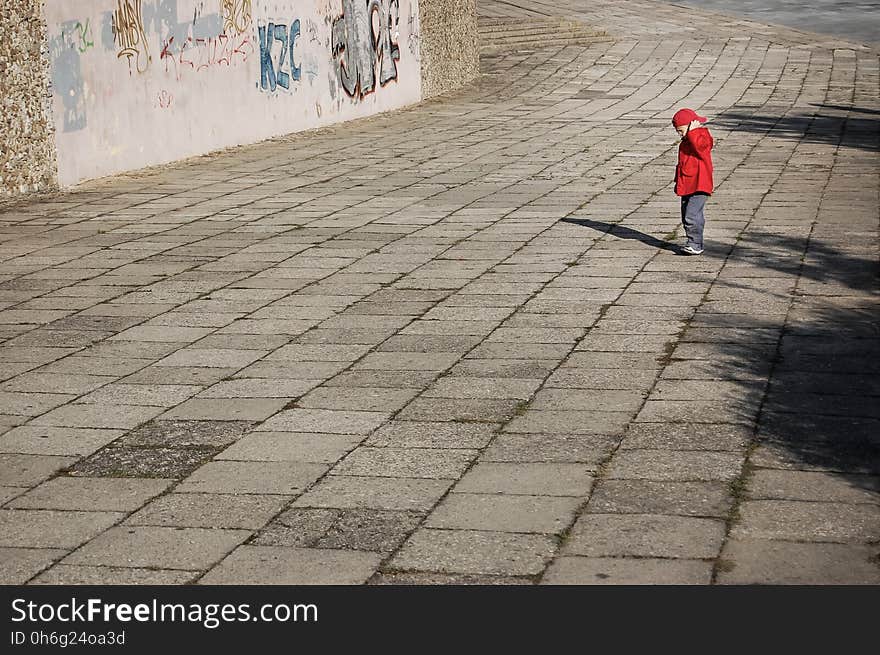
[[560, 217, 679, 252]]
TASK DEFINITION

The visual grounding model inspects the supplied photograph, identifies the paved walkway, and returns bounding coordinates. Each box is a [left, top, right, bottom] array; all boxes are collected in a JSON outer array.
[[1, 0, 877, 584]]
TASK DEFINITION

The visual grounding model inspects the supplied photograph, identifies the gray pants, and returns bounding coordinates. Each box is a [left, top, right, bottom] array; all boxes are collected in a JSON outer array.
[[680, 193, 708, 250]]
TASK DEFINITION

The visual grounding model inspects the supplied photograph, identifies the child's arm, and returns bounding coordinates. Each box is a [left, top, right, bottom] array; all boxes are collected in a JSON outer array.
[[684, 126, 712, 159]]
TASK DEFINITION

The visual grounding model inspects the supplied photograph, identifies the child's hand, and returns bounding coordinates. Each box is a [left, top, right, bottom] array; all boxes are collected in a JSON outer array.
[[689, 119, 702, 130]]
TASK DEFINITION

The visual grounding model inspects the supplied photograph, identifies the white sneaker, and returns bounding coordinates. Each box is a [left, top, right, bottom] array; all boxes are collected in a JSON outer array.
[[681, 245, 704, 255]]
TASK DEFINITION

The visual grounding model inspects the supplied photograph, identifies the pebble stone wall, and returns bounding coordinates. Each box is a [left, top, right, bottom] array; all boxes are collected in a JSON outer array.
[[419, 0, 480, 99], [0, 1, 57, 198]]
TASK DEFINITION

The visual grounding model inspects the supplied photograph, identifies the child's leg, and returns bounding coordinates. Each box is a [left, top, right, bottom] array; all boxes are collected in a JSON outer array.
[[681, 193, 706, 249]]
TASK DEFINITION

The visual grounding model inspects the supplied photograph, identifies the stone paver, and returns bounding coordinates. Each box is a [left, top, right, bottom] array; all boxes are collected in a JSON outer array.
[[542, 557, 714, 585], [63, 526, 251, 570], [1, 0, 877, 584]]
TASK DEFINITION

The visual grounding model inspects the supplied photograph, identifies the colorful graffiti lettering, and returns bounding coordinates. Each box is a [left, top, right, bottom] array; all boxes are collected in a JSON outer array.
[[112, 0, 150, 74], [258, 21, 302, 92], [157, 90, 173, 108], [222, 0, 253, 35], [74, 19, 95, 53], [332, 0, 400, 99], [159, 33, 253, 81]]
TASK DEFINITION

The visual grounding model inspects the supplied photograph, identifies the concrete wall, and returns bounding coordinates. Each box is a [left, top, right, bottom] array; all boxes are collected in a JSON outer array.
[[1, 0, 477, 196], [0, 1, 57, 197], [44, 0, 424, 186]]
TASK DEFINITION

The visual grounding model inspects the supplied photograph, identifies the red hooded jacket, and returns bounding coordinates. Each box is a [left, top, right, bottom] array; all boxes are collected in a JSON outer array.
[[674, 126, 714, 196]]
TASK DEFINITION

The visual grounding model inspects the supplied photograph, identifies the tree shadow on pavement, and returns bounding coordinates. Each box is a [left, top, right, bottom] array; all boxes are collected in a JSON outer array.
[[711, 109, 880, 152], [560, 217, 680, 252], [679, 231, 880, 496]]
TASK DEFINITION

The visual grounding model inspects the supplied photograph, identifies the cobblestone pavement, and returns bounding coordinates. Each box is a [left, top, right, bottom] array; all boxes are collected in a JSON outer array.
[[1, 0, 878, 584]]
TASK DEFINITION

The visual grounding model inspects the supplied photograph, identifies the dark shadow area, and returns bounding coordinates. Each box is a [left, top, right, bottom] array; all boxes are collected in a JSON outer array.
[[811, 103, 880, 117], [712, 110, 880, 152], [724, 231, 879, 293], [678, 234, 880, 496], [560, 217, 680, 252], [564, 213, 880, 494]]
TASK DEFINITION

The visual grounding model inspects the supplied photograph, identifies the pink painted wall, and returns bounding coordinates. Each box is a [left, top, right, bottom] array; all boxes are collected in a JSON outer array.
[[46, 0, 422, 186]]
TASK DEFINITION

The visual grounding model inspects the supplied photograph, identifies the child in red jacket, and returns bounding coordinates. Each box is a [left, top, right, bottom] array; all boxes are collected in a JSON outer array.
[[672, 108, 714, 255]]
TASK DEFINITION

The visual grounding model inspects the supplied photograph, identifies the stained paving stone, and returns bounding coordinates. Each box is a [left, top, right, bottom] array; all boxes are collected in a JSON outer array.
[[750, 441, 880, 476], [620, 423, 751, 451], [717, 539, 880, 585], [126, 493, 291, 529], [123, 366, 239, 386], [0, 487, 26, 505], [0, 547, 67, 584], [64, 526, 251, 570], [398, 398, 523, 423], [390, 529, 555, 576], [2, 372, 115, 395], [29, 403, 165, 430], [481, 433, 617, 465], [605, 450, 743, 481], [732, 500, 880, 543], [544, 368, 658, 390], [292, 476, 452, 512], [217, 432, 362, 462], [258, 408, 390, 435], [455, 463, 594, 497], [8, 477, 173, 512], [325, 370, 439, 389], [296, 387, 421, 412], [119, 419, 255, 447], [0, 391, 77, 416], [77, 383, 203, 407], [199, 546, 382, 585], [564, 352, 664, 370], [366, 421, 498, 449], [449, 359, 559, 379], [0, 454, 78, 486], [588, 480, 733, 518], [154, 348, 267, 369], [467, 343, 572, 360], [746, 470, 880, 504], [563, 514, 726, 559], [637, 400, 758, 425], [233, 361, 349, 379], [370, 572, 529, 585], [426, 494, 582, 534], [68, 446, 218, 478], [353, 352, 461, 371], [378, 335, 482, 354], [254, 508, 424, 553], [423, 377, 543, 400], [542, 557, 713, 585], [0, 509, 124, 549], [505, 411, 631, 435], [31, 565, 198, 585], [529, 389, 645, 413], [333, 447, 476, 479], [160, 398, 289, 422], [176, 461, 329, 495], [198, 378, 320, 398]]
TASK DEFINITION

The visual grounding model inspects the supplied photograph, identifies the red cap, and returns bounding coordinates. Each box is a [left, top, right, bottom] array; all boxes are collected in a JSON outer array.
[[672, 108, 707, 127]]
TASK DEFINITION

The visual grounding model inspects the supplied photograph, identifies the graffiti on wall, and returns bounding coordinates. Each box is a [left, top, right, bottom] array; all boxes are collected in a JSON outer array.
[[222, 0, 252, 34], [45, 0, 422, 188], [257, 20, 302, 92], [111, 0, 151, 74], [49, 22, 90, 132], [331, 0, 401, 99], [160, 32, 253, 80]]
